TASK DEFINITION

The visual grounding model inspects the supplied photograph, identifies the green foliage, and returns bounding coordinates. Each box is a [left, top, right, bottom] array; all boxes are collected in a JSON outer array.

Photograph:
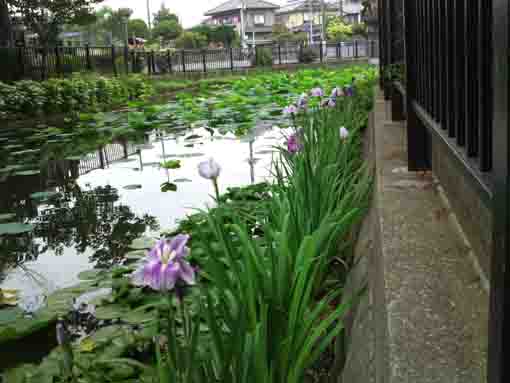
[[153, 4, 180, 27], [351, 22, 368, 37], [0, 75, 153, 117], [254, 47, 273, 67], [152, 19, 183, 42], [272, 24, 307, 43], [384, 62, 406, 83], [298, 47, 318, 63], [175, 31, 208, 49], [128, 18, 149, 39], [327, 17, 353, 41], [188, 25, 239, 47]]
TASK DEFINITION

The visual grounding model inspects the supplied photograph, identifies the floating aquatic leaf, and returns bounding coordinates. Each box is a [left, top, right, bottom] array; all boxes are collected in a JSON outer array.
[[165, 153, 204, 159], [184, 143, 194, 148], [174, 178, 192, 183], [130, 237, 157, 250], [13, 170, 40, 176], [77, 270, 105, 281], [123, 184, 142, 190], [79, 337, 97, 353], [30, 191, 58, 200], [0, 223, 34, 235], [160, 160, 181, 169], [0, 213, 16, 222], [160, 182, 178, 192], [185, 134, 202, 140]]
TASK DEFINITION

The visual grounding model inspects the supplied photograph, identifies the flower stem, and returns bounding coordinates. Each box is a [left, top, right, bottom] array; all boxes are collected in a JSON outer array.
[[212, 178, 220, 202]]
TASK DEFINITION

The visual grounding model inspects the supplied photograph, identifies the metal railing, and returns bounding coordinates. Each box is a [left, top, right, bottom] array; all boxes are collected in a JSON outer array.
[[0, 41, 379, 81], [379, 1, 510, 382], [78, 141, 137, 176]]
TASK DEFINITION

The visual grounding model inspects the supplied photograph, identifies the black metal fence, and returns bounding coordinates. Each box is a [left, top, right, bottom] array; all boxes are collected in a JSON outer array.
[[78, 141, 137, 176], [380, 1, 509, 382], [0, 40, 379, 82]]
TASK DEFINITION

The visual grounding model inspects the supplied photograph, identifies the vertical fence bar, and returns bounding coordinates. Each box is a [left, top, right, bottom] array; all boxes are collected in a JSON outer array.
[[202, 49, 207, 73], [230, 47, 234, 71], [111, 45, 117, 76], [405, 0, 430, 170], [124, 45, 129, 74], [17, 47, 25, 79], [167, 50, 172, 73], [466, 0, 479, 157], [354, 40, 358, 58], [85, 44, 92, 70], [151, 51, 156, 74], [278, 44, 282, 65], [182, 50, 186, 73], [440, 0, 448, 130], [54, 46, 61, 76], [489, 1, 509, 382], [479, 0, 493, 171], [456, 0, 466, 146]]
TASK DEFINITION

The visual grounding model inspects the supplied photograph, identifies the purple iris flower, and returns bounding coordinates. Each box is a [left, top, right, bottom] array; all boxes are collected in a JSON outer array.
[[297, 93, 308, 109], [286, 134, 302, 154], [310, 87, 324, 97], [132, 235, 196, 291], [331, 87, 343, 99], [283, 104, 298, 116], [328, 99, 336, 108], [344, 85, 355, 97]]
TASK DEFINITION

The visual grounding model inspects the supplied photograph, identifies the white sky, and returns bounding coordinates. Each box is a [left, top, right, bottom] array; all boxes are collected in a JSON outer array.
[[97, 0, 286, 28]]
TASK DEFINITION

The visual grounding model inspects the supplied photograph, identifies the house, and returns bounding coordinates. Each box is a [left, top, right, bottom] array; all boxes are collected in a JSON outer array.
[[204, 0, 280, 46], [275, 0, 364, 41]]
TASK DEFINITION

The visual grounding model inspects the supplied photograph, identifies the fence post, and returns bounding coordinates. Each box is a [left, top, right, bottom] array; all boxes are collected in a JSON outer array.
[[354, 40, 359, 58], [85, 44, 92, 70], [54, 46, 61, 75], [254, 46, 258, 67], [181, 50, 186, 73], [167, 50, 172, 73], [319, 42, 323, 63], [278, 44, 282, 65], [151, 50, 156, 74], [99, 147, 105, 169], [17, 47, 25, 79], [202, 49, 207, 73], [131, 51, 136, 73], [124, 45, 129, 74], [122, 140, 129, 158], [230, 47, 234, 71], [41, 47, 48, 80], [111, 45, 117, 76]]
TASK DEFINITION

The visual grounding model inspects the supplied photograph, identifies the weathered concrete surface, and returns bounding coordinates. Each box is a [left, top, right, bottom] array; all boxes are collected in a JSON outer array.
[[341, 89, 488, 383]]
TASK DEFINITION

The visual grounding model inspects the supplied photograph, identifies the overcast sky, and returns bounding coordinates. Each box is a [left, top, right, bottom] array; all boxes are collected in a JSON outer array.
[[97, 0, 286, 28]]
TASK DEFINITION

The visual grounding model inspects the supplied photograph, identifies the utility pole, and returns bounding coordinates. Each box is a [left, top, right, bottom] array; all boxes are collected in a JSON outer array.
[[338, 0, 344, 19], [146, 0, 152, 38], [240, 0, 246, 47], [321, 0, 326, 42], [308, 0, 313, 44]]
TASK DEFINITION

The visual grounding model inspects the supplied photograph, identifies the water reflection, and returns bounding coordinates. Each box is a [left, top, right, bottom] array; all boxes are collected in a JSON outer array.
[[0, 180, 159, 284]]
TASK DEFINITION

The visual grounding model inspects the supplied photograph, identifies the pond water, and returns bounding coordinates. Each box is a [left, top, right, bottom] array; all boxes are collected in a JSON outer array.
[[0, 122, 284, 311]]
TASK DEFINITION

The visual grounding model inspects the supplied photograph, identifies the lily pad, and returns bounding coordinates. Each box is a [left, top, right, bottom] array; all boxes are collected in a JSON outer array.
[[14, 170, 41, 177], [174, 178, 192, 183], [0, 213, 16, 222], [78, 270, 104, 281], [160, 182, 177, 192], [30, 191, 58, 200], [123, 184, 143, 190], [130, 237, 157, 250], [185, 134, 202, 140], [160, 160, 181, 169], [0, 223, 34, 235]]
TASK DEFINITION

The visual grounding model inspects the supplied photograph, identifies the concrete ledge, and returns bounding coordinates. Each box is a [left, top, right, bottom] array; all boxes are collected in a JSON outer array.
[[342, 89, 488, 383]]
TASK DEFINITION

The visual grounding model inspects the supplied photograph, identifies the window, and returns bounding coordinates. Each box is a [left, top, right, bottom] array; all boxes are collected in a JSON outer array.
[[254, 14, 265, 25], [303, 12, 311, 22]]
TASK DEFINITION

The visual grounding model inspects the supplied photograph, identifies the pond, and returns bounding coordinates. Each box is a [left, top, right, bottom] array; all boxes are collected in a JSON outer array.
[[0, 121, 284, 312]]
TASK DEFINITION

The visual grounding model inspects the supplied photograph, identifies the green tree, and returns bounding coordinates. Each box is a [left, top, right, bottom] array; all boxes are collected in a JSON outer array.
[[152, 19, 182, 41], [188, 24, 238, 46], [153, 4, 179, 27], [271, 24, 307, 44], [351, 22, 368, 37], [128, 19, 149, 39], [6, 0, 104, 46], [174, 31, 207, 49], [327, 17, 353, 42]]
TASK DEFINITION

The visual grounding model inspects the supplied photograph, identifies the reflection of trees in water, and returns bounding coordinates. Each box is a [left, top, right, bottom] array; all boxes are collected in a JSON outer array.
[[34, 184, 159, 268], [0, 183, 159, 279]]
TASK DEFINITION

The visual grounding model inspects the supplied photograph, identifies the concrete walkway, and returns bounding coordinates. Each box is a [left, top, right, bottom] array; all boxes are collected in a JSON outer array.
[[341, 89, 488, 383]]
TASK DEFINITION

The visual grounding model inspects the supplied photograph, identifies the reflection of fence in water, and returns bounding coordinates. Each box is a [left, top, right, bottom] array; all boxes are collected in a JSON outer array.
[[78, 141, 137, 176]]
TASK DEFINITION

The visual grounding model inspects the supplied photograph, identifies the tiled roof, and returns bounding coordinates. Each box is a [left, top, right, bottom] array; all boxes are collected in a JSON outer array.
[[205, 0, 280, 16]]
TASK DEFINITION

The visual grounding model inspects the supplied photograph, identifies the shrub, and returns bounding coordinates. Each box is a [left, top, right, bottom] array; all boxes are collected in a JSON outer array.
[[0, 75, 153, 117], [254, 47, 273, 67], [298, 47, 318, 64]]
